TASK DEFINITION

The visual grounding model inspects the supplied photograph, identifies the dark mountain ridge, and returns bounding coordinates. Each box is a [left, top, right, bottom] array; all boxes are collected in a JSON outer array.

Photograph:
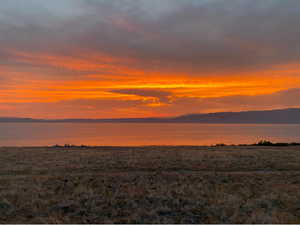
[[174, 108, 300, 123], [1, 108, 300, 123]]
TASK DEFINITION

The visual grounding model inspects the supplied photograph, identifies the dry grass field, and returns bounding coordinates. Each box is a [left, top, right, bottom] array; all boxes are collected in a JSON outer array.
[[0, 145, 300, 223]]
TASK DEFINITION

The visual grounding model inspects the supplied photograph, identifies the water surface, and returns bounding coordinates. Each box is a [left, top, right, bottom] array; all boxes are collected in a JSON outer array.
[[0, 123, 299, 146]]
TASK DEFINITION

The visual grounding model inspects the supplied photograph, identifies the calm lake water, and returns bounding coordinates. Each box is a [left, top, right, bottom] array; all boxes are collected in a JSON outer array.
[[0, 123, 299, 146]]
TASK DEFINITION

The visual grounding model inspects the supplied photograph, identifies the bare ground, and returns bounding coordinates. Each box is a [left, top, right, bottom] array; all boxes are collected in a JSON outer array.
[[0, 145, 300, 223]]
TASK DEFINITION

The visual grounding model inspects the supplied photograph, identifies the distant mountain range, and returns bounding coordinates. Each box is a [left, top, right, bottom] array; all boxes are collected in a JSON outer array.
[[1, 108, 300, 124]]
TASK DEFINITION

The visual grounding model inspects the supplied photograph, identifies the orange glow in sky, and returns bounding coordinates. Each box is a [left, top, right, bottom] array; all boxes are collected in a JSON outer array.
[[1, 0, 300, 118]]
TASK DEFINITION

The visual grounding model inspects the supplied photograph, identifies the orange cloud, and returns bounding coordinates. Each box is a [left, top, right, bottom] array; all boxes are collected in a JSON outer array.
[[2, 48, 300, 118]]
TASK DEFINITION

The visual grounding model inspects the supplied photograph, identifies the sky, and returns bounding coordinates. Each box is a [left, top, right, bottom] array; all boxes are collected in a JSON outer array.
[[1, 0, 300, 118]]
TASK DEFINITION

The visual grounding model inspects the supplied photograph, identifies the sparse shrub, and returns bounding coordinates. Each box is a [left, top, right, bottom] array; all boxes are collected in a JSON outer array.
[[257, 140, 274, 146], [215, 143, 226, 147]]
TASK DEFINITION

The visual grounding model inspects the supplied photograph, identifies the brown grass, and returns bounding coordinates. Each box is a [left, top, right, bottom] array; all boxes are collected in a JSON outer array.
[[0, 145, 300, 223]]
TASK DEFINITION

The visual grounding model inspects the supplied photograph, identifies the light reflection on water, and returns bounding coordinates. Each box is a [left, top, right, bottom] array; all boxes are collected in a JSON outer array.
[[0, 123, 299, 146]]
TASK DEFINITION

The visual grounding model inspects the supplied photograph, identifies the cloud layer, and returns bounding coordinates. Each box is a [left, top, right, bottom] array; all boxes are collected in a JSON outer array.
[[1, 0, 300, 118]]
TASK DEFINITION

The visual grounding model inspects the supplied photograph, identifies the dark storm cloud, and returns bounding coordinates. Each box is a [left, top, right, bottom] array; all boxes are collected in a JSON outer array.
[[1, 0, 300, 77]]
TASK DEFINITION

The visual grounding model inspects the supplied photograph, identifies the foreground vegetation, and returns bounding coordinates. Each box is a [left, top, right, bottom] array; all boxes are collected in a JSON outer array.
[[0, 145, 300, 223]]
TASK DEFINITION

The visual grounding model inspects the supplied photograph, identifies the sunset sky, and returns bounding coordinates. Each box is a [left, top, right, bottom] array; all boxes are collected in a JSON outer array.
[[1, 0, 300, 118]]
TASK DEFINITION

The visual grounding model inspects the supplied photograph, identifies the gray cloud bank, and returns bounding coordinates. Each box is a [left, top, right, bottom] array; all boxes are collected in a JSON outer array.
[[1, 0, 300, 76]]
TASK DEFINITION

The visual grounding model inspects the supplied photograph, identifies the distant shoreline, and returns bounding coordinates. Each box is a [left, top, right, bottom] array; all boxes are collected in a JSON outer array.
[[1, 108, 300, 124], [2, 141, 300, 149], [1, 121, 300, 124]]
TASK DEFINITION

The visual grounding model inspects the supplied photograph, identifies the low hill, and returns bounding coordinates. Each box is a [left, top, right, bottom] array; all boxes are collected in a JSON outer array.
[[0, 108, 300, 123]]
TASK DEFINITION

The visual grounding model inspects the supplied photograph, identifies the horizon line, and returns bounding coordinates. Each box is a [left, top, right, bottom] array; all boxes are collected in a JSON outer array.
[[1, 107, 299, 121]]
